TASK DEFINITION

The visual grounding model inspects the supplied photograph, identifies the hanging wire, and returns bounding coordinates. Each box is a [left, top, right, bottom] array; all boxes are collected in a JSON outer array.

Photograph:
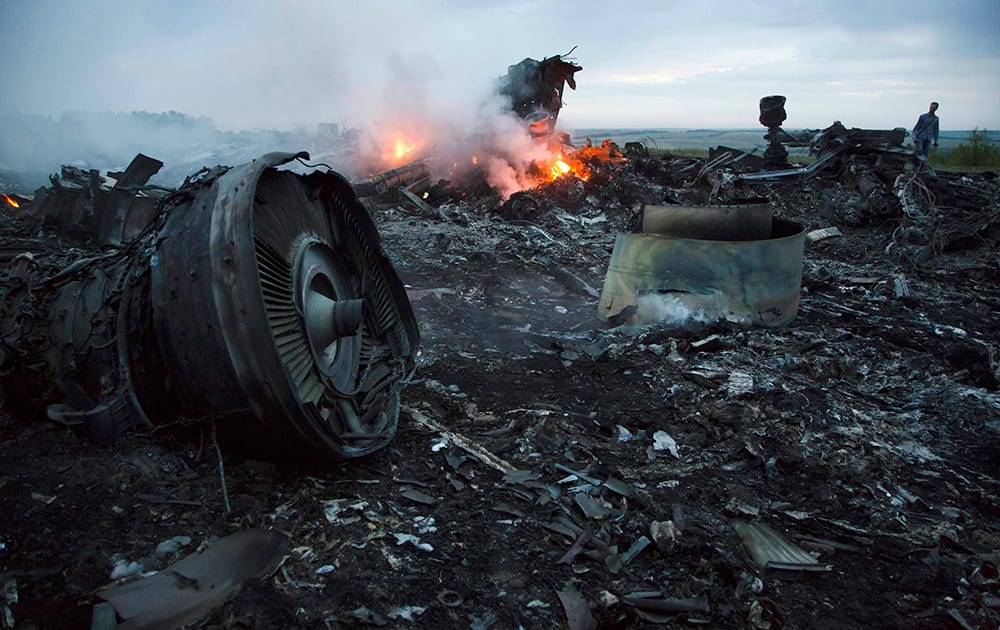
[[296, 156, 335, 172], [211, 421, 232, 514]]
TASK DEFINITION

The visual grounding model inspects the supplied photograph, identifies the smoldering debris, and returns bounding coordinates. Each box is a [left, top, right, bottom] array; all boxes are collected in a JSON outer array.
[[2, 80, 1000, 630]]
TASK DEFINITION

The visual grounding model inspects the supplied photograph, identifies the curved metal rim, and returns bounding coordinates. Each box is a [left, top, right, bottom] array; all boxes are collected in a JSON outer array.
[[207, 152, 411, 458]]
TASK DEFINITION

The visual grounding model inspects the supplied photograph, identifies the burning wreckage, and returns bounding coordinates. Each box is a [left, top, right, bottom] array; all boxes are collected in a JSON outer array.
[[498, 52, 582, 139], [3, 52, 1000, 629], [0, 52, 589, 459], [1, 56, 997, 466]]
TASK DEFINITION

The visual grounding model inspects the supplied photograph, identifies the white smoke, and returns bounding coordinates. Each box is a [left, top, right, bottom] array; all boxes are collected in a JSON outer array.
[[471, 107, 554, 199], [351, 76, 559, 200], [0, 2, 571, 196], [635, 292, 751, 326]]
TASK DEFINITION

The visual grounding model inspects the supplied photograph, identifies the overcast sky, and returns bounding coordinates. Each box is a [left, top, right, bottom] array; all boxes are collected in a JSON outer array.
[[2, 0, 997, 131]]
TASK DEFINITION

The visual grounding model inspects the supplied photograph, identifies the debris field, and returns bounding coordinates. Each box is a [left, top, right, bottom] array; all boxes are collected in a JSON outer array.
[[2, 128, 1000, 630]]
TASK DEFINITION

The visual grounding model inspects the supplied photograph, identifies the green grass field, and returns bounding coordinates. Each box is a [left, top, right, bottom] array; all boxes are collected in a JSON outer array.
[[569, 128, 1000, 170]]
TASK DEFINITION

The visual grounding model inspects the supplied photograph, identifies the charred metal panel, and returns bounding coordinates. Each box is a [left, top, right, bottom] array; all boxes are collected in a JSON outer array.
[[598, 217, 805, 328], [100, 153, 163, 244], [498, 54, 582, 136]]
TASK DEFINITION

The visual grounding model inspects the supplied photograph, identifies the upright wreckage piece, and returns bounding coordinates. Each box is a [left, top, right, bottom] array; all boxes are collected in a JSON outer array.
[[498, 52, 582, 138], [0, 152, 419, 460]]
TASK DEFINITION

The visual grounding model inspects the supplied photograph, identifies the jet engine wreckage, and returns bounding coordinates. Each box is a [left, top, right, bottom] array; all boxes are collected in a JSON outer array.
[[0, 152, 419, 459]]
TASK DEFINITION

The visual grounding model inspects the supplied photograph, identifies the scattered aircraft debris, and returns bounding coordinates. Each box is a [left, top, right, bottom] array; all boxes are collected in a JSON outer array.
[[744, 95, 913, 180], [2, 70, 999, 629]]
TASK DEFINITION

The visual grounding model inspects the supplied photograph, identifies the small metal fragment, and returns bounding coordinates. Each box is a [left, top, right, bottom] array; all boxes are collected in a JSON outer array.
[[574, 493, 611, 520], [731, 520, 832, 573], [554, 464, 601, 486], [436, 589, 464, 607], [805, 226, 843, 243], [623, 593, 711, 614], [601, 477, 633, 497], [543, 519, 581, 540], [399, 488, 437, 505], [652, 431, 680, 458], [893, 273, 911, 299], [503, 470, 542, 485], [557, 526, 593, 565], [619, 536, 652, 566]]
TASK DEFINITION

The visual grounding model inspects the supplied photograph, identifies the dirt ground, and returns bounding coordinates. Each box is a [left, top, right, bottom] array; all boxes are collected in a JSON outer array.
[[2, 152, 999, 629]]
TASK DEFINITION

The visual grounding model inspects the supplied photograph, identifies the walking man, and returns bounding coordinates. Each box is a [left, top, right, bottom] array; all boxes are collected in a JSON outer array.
[[913, 102, 940, 157]]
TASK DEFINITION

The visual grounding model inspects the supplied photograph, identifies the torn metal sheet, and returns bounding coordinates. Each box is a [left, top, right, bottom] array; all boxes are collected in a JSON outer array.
[[557, 581, 597, 630], [731, 520, 832, 574], [736, 146, 846, 181], [708, 145, 765, 171], [498, 53, 582, 136], [97, 529, 289, 630], [622, 593, 711, 614], [23, 156, 167, 244], [598, 218, 805, 327], [101, 153, 164, 244]]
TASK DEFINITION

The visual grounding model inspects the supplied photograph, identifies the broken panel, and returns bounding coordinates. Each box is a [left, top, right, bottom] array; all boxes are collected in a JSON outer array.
[[598, 205, 805, 327], [498, 53, 582, 137]]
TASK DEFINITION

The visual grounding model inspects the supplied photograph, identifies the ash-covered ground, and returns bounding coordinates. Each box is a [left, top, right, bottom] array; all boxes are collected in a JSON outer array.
[[2, 146, 999, 629]]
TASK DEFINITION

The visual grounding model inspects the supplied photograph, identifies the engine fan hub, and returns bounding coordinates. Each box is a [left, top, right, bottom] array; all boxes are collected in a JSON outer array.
[[294, 240, 363, 390]]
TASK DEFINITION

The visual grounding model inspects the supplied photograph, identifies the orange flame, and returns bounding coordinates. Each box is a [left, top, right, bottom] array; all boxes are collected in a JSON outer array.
[[550, 160, 571, 179], [2, 194, 19, 208], [394, 138, 416, 160], [546, 154, 590, 182]]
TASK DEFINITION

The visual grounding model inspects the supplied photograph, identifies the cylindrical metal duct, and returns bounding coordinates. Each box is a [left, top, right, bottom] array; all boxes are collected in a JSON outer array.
[[598, 218, 805, 328], [641, 202, 774, 241]]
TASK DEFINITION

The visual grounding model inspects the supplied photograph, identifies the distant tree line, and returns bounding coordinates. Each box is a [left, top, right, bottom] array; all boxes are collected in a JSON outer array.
[[929, 128, 1000, 169]]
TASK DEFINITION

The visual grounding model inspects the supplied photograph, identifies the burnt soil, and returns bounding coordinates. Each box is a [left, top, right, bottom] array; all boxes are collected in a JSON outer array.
[[2, 157, 1000, 629]]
